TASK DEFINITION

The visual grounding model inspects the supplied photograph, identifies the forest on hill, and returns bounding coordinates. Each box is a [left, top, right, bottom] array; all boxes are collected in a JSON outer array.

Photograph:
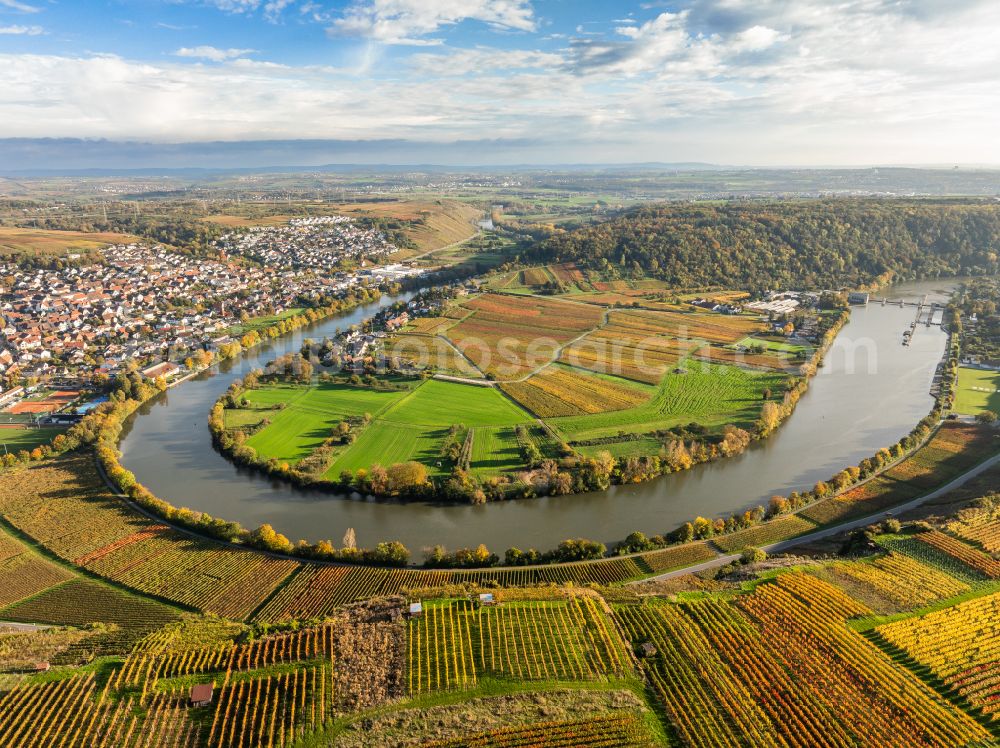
[[530, 201, 1000, 291]]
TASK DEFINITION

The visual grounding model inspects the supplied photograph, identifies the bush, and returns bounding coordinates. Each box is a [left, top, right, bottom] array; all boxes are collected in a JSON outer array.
[[740, 547, 767, 565]]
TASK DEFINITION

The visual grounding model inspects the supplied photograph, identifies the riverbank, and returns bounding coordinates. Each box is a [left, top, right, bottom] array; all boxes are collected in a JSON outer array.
[[118, 279, 956, 550], [204, 297, 847, 504]]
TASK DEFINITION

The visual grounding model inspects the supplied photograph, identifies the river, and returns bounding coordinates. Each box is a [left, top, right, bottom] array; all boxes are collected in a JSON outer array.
[[120, 278, 955, 553]]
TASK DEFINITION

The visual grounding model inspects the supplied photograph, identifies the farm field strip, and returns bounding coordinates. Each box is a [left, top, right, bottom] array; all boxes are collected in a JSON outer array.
[[469, 426, 523, 474], [501, 365, 652, 418], [550, 363, 781, 442]]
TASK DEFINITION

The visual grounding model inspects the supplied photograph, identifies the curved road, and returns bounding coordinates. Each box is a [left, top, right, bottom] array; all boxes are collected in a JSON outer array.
[[631, 449, 1000, 583]]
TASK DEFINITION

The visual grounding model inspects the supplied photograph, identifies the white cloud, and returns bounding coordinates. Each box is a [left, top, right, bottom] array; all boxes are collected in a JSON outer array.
[[330, 0, 536, 45], [175, 46, 256, 61], [201, 0, 261, 12], [0, 24, 42, 35], [729, 25, 784, 53], [409, 47, 562, 76], [0, 0, 40, 13], [1, 1, 1000, 165]]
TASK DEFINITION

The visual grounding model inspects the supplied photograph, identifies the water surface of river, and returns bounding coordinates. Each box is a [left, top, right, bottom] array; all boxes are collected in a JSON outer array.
[[120, 279, 954, 552]]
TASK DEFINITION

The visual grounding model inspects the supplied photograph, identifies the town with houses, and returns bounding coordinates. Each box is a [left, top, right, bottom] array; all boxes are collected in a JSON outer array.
[[0, 216, 424, 420], [214, 215, 401, 271]]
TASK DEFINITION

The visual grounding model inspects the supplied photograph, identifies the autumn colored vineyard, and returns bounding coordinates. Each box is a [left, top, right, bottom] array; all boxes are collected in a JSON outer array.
[[2, 510, 1000, 746], [407, 597, 630, 695], [877, 591, 1000, 720]]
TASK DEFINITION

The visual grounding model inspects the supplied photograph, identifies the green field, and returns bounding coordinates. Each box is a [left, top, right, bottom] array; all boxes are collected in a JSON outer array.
[[232, 379, 534, 477], [954, 366, 1000, 416], [735, 335, 807, 353], [227, 307, 306, 336], [0, 427, 64, 452], [327, 421, 454, 477], [379, 379, 531, 428], [550, 363, 782, 442], [242, 382, 407, 464], [469, 426, 524, 474]]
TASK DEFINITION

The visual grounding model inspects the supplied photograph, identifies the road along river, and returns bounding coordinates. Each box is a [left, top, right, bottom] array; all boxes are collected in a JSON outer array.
[[120, 279, 955, 553]]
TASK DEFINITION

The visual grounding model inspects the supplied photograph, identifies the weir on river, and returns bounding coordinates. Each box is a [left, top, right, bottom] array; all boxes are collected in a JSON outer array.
[[120, 279, 957, 552]]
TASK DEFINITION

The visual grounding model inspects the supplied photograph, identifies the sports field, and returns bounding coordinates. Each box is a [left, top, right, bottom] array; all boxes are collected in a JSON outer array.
[[0, 426, 64, 452], [954, 366, 1000, 416]]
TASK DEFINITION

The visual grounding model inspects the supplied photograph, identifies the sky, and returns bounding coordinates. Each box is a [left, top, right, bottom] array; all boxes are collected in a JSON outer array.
[[1, 0, 999, 167]]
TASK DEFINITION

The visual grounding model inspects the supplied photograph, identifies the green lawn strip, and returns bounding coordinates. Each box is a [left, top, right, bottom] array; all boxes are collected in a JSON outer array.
[[379, 379, 534, 428], [246, 406, 338, 464], [295, 677, 665, 748], [549, 362, 781, 442], [954, 366, 1000, 416], [326, 421, 453, 477], [222, 407, 268, 431], [469, 426, 525, 474], [734, 335, 807, 354]]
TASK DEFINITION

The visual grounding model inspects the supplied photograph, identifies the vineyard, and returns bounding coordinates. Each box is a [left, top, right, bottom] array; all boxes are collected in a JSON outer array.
[[947, 496, 1000, 552], [501, 365, 653, 418], [0, 456, 298, 620], [913, 529, 1000, 578], [551, 362, 782, 443], [250, 556, 655, 623], [611, 569, 988, 748], [407, 597, 631, 695], [1, 529, 999, 746], [827, 552, 970, 609], [0, 528, 74, 608], [206, 665, 335, 748], [876, 591, 1000, 720], [711, 514, 818, 553]]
